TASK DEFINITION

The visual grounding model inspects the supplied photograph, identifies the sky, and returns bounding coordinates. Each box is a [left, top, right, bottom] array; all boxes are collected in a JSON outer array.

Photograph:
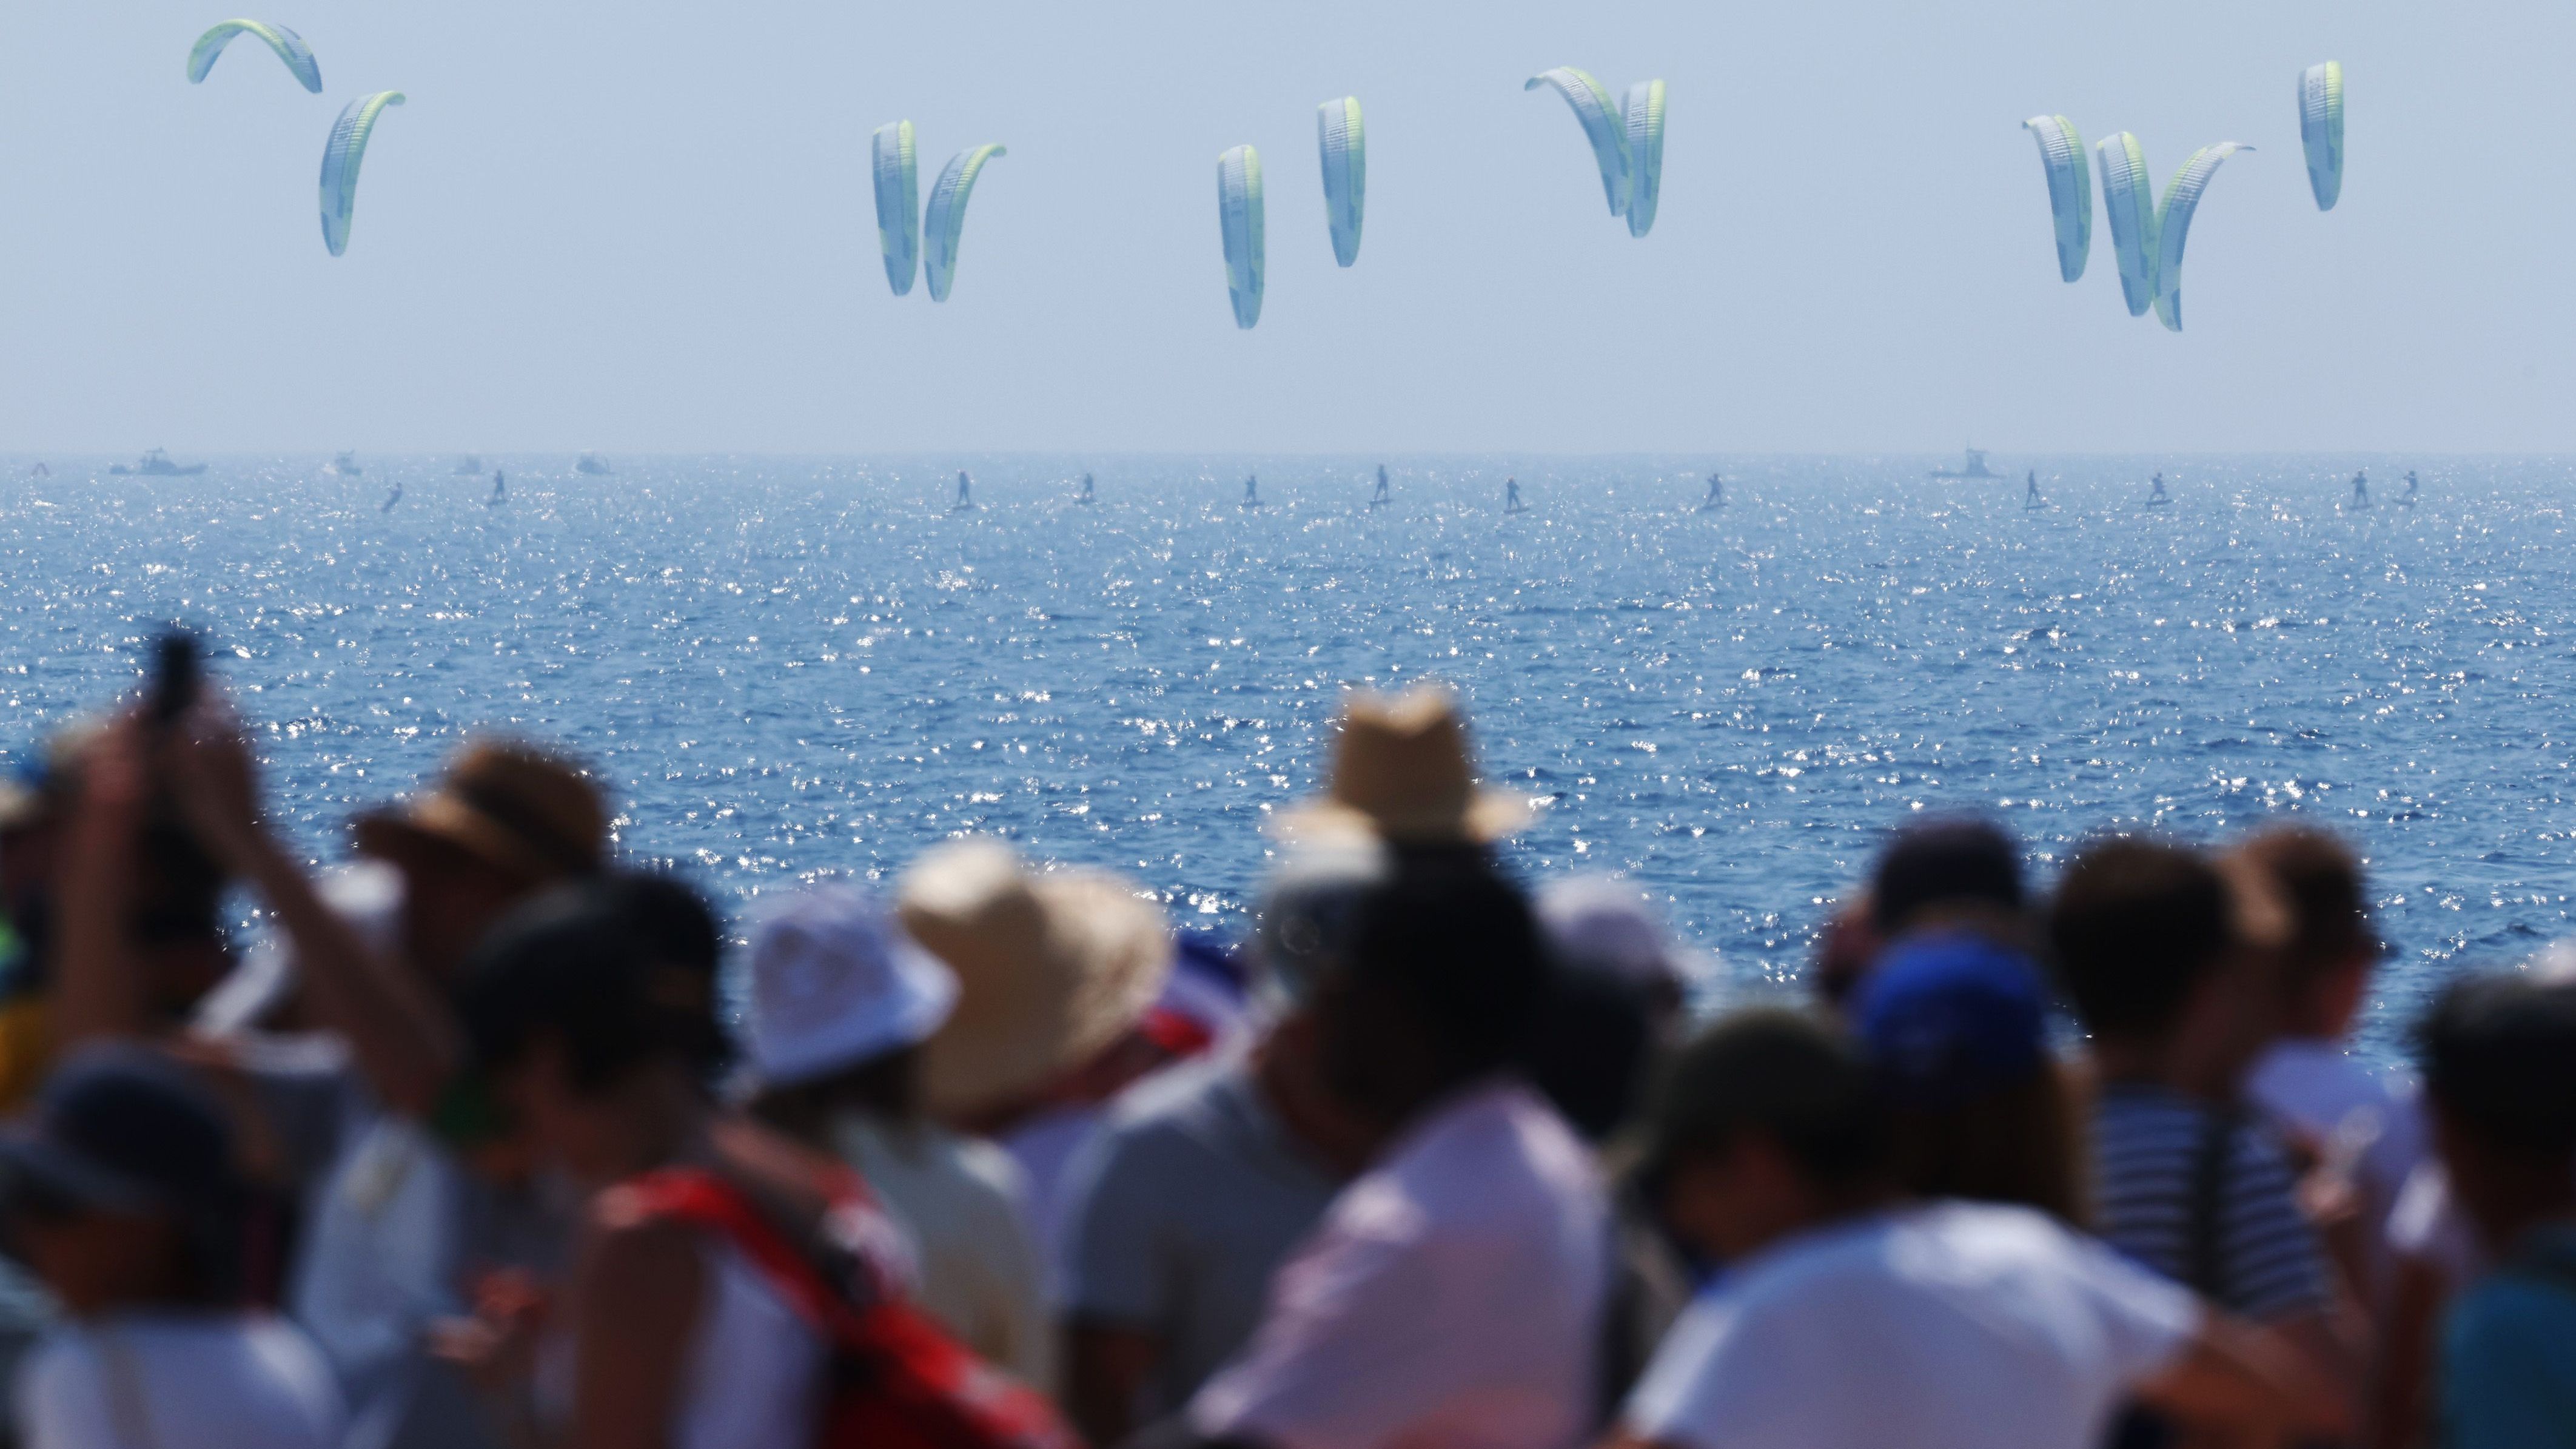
[[0, 0, 2568, 455]]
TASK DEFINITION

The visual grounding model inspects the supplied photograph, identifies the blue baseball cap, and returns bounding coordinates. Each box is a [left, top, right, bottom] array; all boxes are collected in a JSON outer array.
[[1853, 933, 2048, 1106]]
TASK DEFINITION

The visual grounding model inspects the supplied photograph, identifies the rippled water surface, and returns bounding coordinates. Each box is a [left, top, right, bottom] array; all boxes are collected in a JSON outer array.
[[9, 453, 2576, 1061]]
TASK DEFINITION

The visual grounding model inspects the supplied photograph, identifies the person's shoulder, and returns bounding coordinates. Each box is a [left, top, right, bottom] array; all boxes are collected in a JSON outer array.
[[1383, 1083, 1602, 1217], [1102, 1051, 1243, 1131], [1092, 1052, 1252, 1160]]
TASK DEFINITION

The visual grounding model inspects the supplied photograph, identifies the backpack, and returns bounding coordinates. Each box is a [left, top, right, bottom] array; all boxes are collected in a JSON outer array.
[[608, 1166, 1081, 1449]]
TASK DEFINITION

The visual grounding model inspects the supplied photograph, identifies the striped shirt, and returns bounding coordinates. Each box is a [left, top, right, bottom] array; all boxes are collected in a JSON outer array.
[[2090, 1082, 2329, 1321]]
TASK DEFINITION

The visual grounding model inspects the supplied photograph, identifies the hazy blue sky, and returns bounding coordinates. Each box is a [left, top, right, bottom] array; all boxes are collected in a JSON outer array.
[[1, 0, 2566, 454]]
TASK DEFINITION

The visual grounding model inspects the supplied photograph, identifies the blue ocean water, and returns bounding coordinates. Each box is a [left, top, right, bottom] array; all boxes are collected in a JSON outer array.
[[7, 453, 2576, 1061]]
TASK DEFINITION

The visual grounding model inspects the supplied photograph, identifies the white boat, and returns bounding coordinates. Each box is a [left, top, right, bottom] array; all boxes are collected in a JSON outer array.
[[575, 452, 612, 476], [453, 455, 485, 475], [329, 451, 363, 477]]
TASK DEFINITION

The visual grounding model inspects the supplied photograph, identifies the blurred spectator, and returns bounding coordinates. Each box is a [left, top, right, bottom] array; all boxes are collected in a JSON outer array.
[[2047, 838, 2360, 1416], [1853, 932, 2084, 1222], [1266, 685, 1532, 853], [1181, 857, 1604, 1449], [1536, 875, 1698, 1038], [2231, 828, 2427, 1291], [454, 878, 1068, 1449], [3, 1044, 343, 1449], [743, 883, 1050, 1387], [899, 838, 1175, 1257], [36, 702, 610, 1449], [1531, 877, 1706, 1414], [2415, 972, 2576, 1448], [1872, 816, 2026, 936], [0, 733, 87, 1112], [1054, 846, 1379, 1444], [1608, 1010, 2346, 1449], [1811, 815, 2026, 1014], [453, 881, 834, 1447], [256, 736, 609, 1449]]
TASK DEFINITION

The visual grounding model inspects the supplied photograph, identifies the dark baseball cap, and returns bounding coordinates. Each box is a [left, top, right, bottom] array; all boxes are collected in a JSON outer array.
[[0, 1044, 243, 1226]]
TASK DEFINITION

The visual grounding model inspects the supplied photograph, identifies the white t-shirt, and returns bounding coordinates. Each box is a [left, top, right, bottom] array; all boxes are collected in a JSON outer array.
[[1623, 1202, 2200, 1449], [1190, 1079, 1608, 1449], [15, 1312, 345, 1449]]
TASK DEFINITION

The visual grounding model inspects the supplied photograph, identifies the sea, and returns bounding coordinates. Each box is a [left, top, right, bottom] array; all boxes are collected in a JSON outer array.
[[9, 452, 2576, 1064]]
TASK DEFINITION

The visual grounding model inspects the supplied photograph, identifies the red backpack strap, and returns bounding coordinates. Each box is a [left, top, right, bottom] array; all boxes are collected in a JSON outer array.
[[602, 1167, 875, 1348]]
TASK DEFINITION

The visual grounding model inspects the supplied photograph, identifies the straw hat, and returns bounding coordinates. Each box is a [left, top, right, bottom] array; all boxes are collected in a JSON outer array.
[[354, 738, 608, 884], [901, 838, 1172, 1120], [1269, 685, 1531, 845]]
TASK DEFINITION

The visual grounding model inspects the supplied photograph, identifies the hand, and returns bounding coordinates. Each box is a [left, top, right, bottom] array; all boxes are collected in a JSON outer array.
[[157, 694, 267, 870], [426, 1269, 551, 1397]]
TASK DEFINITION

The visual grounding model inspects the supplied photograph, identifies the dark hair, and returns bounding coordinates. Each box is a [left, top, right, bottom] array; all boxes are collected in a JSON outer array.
[[2047, 838, 2230, 1040], [2235, 827, 2373, 989], [1888, 1066, 2085, 1223], [2418, 973, 2576, 1158], [1344, 856, 1546, 1079], [1871, 816, 2024, 935], [1643, 1009, 1889, 1194], [598, 870, 731, 1080], [1524, 966, 1656, 1143], [460, 875, 725, 1094]]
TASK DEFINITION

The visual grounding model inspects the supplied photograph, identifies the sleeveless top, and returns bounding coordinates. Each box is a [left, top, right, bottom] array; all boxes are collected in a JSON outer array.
[[538, 1234, 825, 1449]]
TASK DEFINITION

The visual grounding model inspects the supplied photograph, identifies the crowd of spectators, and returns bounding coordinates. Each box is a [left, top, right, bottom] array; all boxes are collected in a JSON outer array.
[[0, 661, 2569, 1449]]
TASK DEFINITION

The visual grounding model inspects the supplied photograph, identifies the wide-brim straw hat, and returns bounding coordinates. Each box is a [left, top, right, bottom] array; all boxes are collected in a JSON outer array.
[[902, 838, 1173, 1120], [353, 738, 608, 885], [1267, 684, 1532, 846]]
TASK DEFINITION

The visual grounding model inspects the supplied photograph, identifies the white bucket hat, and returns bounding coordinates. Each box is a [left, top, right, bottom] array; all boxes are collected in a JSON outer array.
[[748, 884, 959, 1089]]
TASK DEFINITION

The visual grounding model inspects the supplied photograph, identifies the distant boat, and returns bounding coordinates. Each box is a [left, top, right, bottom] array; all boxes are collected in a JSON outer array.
[[952, 469, 977, 512], [1370, 465, 1390, 508], [1241, 474, 1261, 509], [330, 451, 362, 477], [575, 452, 612, 476], [107, 448, 206, 477], [2145, 472, 2173, 508], [1077, 472, 1096, 504], [27, 463, 47, 479], [453, 455, 485, 475], [1927, 448, 2001, 480], [1503, 477, 1526, 514], [1699, 472, 1724, 511]]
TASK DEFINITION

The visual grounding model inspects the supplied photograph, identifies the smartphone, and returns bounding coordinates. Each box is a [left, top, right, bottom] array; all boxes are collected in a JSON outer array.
[[147, 629, 200, 728]]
